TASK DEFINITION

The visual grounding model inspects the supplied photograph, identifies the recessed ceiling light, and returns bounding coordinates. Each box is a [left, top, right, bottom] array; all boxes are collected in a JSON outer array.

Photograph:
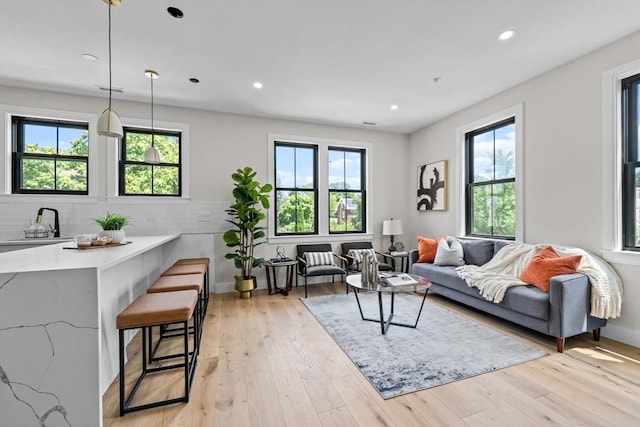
[[362, 121, 376, 126], [82, 53, 98, 61], [253, 81, 263, 89], [390, 104, 399, 111], [432, 77, 441, 83], [189, 77, 200, 84], [167, 7, 184, 19], [498, 29, 515, 41]]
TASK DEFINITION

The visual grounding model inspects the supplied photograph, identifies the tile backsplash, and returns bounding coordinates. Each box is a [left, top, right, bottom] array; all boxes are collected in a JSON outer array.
[[0, 199, 229, 240]]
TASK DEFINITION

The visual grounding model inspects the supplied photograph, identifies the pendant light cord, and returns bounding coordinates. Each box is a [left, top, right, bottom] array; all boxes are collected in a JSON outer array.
[[151, 73, 155, 146], [107, 2, 113, 110]]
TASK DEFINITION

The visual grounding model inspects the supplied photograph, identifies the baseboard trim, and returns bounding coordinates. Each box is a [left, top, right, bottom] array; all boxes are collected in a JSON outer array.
[[601, 323, 640, 348]]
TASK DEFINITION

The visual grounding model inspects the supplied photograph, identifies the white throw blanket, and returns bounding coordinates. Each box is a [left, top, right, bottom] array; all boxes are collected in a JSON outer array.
[[455, 243, 623, 319]]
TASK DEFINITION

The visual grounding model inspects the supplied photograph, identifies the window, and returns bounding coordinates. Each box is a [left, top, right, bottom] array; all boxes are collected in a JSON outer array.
[[465, 117, 516, 239], [120, 127, 181, 196], [270, 135, 370, 238], [622, 73, 640, 250], [328, 148, 365, 233], [274, 142, 318, 234], [11, 116, 89, 195]]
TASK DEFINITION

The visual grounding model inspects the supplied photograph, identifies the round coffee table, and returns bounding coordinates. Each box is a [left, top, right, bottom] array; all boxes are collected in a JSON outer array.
[[345, 273, 431, 334]]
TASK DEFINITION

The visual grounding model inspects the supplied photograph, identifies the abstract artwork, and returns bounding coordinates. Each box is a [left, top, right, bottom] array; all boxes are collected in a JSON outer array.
[[417, 160, 447, 211]]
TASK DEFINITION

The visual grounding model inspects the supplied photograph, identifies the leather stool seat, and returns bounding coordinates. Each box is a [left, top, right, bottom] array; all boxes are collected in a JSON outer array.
[[148, 273, 203, 293], [147, 273, 205, 352], [174, 257, 210, 266], [163, 263, 207, 276], [116, 290, 199, 416], [117, 290, 197, 329], [163, 262, 210, 314]]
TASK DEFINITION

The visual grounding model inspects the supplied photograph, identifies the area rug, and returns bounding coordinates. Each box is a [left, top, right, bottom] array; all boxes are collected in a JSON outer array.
[[302, 291, 547, 399]]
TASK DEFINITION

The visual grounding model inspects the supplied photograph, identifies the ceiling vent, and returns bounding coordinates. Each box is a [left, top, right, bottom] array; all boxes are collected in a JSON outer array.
[[97, 85, 124, 93]]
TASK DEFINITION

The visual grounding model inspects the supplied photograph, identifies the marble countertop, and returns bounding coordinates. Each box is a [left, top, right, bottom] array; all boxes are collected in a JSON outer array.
[[0, 234, 180, 274], [0, 237, 73, 246]]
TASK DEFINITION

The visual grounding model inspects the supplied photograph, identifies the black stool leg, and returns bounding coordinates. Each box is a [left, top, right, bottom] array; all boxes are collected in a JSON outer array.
[[119, 329, 125, 416]]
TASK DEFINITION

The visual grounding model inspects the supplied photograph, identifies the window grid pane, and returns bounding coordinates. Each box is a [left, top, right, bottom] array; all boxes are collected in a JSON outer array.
[[120, 128, 182, 196], [12, 116, 89, 195], [275, 190, 316, 234], [329, 191, 363, 233], [21, 158, 55, 190], [328, 147, 365, 234], [622, 74, 640, 249], [56, 160, 87, 191], [467, 118, 516, 239], [275, 142, 317, 235]]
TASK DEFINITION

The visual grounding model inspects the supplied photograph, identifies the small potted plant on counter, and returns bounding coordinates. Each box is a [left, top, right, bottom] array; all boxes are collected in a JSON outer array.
[[92, 212, 130, 243]]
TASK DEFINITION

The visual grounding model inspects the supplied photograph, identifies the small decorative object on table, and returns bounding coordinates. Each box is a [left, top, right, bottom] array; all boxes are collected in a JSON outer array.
[[270, 245, 293, 263], [361, 251, 380, 286]]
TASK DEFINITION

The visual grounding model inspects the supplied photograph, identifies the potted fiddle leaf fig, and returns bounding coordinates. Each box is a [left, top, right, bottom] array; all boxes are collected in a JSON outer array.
[[223, 167, 272, 299]]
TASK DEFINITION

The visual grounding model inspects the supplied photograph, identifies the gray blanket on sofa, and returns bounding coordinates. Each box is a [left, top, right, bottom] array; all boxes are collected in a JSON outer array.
[[455, 243, 623, 319]]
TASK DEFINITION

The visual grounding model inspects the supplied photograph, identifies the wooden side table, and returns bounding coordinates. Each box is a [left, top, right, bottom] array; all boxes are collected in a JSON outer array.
[[264, 259, 298, 295]]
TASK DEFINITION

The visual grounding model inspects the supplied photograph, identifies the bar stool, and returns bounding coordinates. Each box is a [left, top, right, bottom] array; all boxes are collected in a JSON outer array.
[[147, 273, 205, 356], [116, 290, 199, 416], [163, 260, 209, 313]]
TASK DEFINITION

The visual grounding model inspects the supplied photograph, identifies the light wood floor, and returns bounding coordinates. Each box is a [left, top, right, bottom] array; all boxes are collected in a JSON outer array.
[[103, 282, 640, 427]]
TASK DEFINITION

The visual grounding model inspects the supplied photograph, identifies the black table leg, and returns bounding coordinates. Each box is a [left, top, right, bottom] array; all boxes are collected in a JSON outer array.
[[266, 266, 274, 295], [352, 287, 429, 334]]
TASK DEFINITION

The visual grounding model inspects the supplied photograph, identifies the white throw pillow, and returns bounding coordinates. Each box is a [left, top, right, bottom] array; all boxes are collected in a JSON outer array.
[[434, 237, 465, 266], [305, 251, 336, 267], [347, 248, 376, 263]]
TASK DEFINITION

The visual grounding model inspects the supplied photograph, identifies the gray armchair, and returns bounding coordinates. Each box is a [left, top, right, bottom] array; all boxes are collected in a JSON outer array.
[[340, 241, 394, 274], [296, 244, 347, 298]]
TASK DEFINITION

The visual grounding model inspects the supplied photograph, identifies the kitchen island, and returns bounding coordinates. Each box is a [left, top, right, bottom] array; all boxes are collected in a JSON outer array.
[[0, 234, 181, 427]]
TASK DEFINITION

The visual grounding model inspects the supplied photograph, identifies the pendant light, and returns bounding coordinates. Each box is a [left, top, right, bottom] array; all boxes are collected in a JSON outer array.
[[143, 70, 161, 164], [97, 0, 123, 138]]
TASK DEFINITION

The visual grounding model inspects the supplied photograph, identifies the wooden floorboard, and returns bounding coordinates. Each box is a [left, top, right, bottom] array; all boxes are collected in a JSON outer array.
[[103, 282, 640, 427]]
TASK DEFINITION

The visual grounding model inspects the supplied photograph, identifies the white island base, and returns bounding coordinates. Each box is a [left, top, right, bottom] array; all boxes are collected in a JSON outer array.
[[0, 235, 182, 426]]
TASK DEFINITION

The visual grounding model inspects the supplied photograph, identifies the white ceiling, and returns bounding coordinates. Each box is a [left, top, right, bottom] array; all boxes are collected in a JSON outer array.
[[1, 0, 640, 133]]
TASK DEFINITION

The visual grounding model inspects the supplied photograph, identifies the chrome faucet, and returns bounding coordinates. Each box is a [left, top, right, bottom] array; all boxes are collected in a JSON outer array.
[[36, 207, 60, 237]]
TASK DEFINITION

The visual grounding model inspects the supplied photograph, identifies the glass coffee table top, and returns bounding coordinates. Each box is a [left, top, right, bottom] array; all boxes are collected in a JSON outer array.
[[345, 273, 431, 334], [346, 272, 430, 294]]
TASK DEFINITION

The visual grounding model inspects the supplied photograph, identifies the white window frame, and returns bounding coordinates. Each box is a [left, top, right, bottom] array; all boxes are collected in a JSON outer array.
[[601, 59, 640, 265], [455, 104, 524, 242], [267, 133, 373, 244], [106, 117, 190, 204], [0, 104, 99, 203]]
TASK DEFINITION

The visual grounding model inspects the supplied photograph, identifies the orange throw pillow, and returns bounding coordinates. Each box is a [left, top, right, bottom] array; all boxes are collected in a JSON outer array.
[[519, 246, 582, 292], [417, 236, 438, 263]]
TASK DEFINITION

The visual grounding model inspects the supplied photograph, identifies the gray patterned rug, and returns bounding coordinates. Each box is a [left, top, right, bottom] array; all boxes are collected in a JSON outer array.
[[302, 291, 547, 399]]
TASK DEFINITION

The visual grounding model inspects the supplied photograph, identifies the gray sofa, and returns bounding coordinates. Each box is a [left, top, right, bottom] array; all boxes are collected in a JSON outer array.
[[409, 239, 606, 352]]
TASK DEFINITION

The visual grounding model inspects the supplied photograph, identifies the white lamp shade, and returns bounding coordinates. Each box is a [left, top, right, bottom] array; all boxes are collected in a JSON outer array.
[[97, 108, 123, 137], [143, 145, 161, 164], [382, 219, 403, 236]]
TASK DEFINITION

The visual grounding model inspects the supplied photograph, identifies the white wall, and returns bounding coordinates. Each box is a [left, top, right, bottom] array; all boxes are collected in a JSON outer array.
[[408, 30, 640, 347], [0, 85, 409, 293]]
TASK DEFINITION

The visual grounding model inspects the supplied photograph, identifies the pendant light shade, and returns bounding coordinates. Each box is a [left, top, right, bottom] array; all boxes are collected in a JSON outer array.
[[144, 70, 161, 164], [97, 0, 123, 138], [97, 108, 123, 137], [143, 145, 162, 163]]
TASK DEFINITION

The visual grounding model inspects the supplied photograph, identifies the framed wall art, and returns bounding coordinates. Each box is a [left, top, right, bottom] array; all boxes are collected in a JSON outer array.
[[417, 160, 447, 211]]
